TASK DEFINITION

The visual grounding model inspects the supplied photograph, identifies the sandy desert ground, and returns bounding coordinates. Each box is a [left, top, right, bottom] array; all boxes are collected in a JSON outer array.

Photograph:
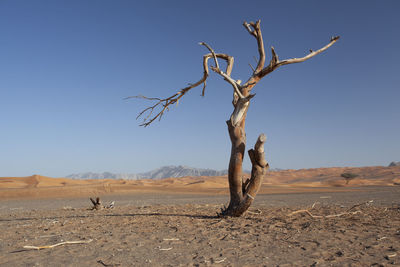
[[0, 166, 399, 266]]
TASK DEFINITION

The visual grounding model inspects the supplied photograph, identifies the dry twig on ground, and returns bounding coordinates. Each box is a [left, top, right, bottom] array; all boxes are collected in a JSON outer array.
[[289, 200, 374, 219], [288, 209, 362, 219], [97, 259, 121, 266], [23, 239, 93, 250]]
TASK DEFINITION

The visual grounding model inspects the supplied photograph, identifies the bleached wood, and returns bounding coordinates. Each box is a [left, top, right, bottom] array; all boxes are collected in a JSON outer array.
[[243, 20, 265, 74], [257, 36, 340, 79], [23, 239, 93, 250], [288, 209, 362, 219], [200, 42, 244, 99], [230, 94, 255, 126]]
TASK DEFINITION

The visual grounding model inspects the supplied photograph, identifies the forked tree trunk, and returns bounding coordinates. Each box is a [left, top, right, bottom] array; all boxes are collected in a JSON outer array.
[[223, 104, 269, 217]]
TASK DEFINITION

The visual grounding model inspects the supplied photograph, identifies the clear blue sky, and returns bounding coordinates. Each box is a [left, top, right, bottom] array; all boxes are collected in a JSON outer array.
[[0, 0, 399, 177]]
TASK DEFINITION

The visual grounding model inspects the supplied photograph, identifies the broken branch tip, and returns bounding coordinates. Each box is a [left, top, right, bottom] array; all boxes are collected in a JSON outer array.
[[331, 36, 340, 41], [258, 133, 266, 142]]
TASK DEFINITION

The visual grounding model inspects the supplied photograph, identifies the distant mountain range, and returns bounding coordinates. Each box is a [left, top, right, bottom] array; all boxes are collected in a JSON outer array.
[[66, 165, 230, 180]]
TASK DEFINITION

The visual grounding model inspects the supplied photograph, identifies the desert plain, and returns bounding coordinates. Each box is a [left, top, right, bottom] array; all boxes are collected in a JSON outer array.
[[0, 165, 399, 266]]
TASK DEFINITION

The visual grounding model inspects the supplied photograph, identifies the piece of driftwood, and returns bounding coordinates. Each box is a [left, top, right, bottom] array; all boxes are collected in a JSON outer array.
[[23, 239, 93, 250]]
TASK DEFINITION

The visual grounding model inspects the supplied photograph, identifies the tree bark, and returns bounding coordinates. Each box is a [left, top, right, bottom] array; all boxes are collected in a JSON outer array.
[[226, 118, 246, 210], [223, 105, 269, 217]]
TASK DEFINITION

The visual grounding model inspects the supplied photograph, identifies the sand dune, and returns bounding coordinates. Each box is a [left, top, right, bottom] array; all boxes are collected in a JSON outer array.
[[265, 165, 400, 187], [0, 166, 399, 199]]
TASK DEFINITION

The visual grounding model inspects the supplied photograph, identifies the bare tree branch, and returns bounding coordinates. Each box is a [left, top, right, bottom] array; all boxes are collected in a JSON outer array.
[[131, 20, 339, 127], [200, 42, 244, 100], [128, 51, 234, 127], [258, 36, 340, 78], [248, 63, 255, 73], [240, 21, 339, 95], [243, 20, 265, 74], [199, 42, 219, 70]]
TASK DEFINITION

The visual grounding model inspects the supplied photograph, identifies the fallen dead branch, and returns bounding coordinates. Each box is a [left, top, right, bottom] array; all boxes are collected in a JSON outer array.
[[311, 202, 320, 209], [347, 200, 373, 212], [23, 239, 93, 250], [97, 259, 121, 266], [289, 200, 374, 219], [159, 247, 173, 251], [288, 209, 362, 219], [247, 209, 262, 215], [214, 257, 227, 263]]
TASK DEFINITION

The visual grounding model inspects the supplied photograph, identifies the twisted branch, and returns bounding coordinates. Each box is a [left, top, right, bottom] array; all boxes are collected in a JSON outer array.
[[199, 42, 244, 100]]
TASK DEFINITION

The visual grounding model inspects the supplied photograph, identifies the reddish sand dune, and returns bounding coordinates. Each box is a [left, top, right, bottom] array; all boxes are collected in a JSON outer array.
[[265, 165, 400, 187], [0, 166, 399, 199]]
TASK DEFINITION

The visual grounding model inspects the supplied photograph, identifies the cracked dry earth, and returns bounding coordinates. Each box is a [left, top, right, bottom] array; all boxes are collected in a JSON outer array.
[[1, 203, 400, 266]]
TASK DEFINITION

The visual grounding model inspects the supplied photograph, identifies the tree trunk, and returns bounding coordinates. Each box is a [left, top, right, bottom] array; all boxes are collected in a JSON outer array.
[[222, 105, 269, 217], [226, 118, 246, 211]]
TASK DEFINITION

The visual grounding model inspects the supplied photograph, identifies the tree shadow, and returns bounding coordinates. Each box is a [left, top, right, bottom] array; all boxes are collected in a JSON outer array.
[[104, 212, 219, 219], [0, 212, 220, 223]]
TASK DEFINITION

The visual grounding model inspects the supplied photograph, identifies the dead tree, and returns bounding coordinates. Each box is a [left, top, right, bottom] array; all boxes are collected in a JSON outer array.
[[90, 197, 115, 210], [90, 197, 103, 210], [129, 20, 339, 216]]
